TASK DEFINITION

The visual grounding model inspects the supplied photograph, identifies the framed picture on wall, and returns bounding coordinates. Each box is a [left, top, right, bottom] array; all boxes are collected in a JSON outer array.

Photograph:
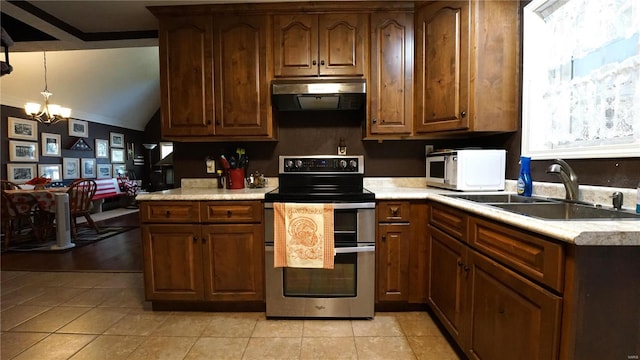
[[63, 157, 80, 179], [41, 133, 61, 157], [81, 158, 96, 178], [127, 142, 134, 160], [95, 139, 109, 158], [8, 117, 38, 140], [111, 148, 125, 163], [68, 119, 89, 137], [38, 164, 62, 181], [9, 140, 39, 162], [7, 164, 37, 184], [97, 164, 112, 178], [110, 132, 124, 148], [112, 164, 127, 177]]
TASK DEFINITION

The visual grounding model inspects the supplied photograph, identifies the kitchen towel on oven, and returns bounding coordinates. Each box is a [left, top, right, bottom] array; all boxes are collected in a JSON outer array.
[[274, 203, 335, 269]]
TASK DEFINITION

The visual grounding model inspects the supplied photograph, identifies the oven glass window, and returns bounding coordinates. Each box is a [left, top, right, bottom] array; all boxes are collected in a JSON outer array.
[[334, 210, 356, 232], [283, 253, 357, 297]]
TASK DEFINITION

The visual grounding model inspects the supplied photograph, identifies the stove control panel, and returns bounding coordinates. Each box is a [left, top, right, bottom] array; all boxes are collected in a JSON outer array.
[[280, 155, 364, 174]]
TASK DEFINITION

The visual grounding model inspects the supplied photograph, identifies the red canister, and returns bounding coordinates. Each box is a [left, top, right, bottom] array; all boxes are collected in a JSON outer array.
[[227, 168, 245, 189]]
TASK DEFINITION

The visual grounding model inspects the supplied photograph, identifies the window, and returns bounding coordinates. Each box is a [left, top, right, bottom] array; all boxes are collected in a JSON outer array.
[[522, 0, 640, 159], [159, 142, 173, 160]]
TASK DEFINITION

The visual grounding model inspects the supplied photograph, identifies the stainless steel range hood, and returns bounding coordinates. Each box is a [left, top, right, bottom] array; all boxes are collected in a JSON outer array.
[[271, 79, 366, 111]]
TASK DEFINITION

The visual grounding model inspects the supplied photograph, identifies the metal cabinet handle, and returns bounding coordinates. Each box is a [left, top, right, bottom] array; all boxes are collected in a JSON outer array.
[[312, 60, 317, 66], [227, 210, 232, 217], [320, 60, 325, 65], [372, 118, 377, 124], [165, 210, 170, 217], [460, 111, 466, 117], [457, 259, 463, 267], [381, 234, 386, 241], [390, 207, 399, 217]]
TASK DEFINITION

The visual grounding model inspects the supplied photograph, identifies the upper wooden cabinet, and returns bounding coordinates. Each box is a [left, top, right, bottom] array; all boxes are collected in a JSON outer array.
[[156, 12, 275, 141], [368, 12, 414, 136], [213, 14, 274, 138], [414, 0, 520, 134], [158, 15, 215, 137], [273, 13, 367, 77]]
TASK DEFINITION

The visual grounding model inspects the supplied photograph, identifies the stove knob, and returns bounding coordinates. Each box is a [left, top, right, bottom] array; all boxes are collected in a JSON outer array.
[[285, 160, 293, 169], [349, 160, 357, 169], [339, 159, 347, 169], [295, 160, 303, 168]]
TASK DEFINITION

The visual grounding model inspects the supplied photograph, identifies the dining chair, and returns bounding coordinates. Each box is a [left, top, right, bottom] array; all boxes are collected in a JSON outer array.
[[67, 178, 99, 239], [1, 190, 39, 250], [1, 180, 22, 190]]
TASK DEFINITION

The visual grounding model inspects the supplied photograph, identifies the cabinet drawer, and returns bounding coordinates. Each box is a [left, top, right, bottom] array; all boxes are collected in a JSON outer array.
[[469, 217, 564, 292], [378, 201, 411, 222], [140, 202, 201, 223], [201, 201, 262, 223], [429, 202, 467, 240]]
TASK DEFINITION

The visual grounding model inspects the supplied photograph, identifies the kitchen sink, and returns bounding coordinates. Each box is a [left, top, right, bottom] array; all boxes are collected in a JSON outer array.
[[445, 193, 555, 204], [491, 203, 640, 220]]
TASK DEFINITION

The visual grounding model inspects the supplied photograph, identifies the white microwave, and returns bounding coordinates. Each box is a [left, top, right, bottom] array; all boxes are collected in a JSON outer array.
[[426, 149, 506, 191]]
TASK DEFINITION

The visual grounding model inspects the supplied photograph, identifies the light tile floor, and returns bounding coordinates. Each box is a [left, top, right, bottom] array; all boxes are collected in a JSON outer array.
[[1, 271, 461, 360]]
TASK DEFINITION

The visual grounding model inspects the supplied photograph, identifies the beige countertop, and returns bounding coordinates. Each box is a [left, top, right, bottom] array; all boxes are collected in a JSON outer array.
[[135, 186, 276, 201], [136, 177, 640, 246]]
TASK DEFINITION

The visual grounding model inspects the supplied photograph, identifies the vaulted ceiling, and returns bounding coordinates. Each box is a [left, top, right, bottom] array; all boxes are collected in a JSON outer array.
[[0, 0, 328, 131]]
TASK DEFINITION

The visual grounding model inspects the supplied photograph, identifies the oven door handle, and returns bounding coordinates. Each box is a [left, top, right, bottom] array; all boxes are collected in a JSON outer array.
[[265, 245, 375, 254], [334, 245, 375, 254]]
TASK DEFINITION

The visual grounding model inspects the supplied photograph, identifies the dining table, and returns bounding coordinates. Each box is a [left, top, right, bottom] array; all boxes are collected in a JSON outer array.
[[4, 187, 74, 248]]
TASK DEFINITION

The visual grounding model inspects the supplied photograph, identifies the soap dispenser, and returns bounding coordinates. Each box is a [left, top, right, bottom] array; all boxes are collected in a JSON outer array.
[[517, 156, 532, 197]]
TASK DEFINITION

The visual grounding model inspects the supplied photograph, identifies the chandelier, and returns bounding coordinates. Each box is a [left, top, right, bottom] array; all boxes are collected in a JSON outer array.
[[24, 52, 71, 125]]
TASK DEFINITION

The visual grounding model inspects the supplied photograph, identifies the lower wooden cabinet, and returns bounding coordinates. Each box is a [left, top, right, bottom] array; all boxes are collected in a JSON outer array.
[[466, 250, 561, 360], [428, 225, 467, 339], [142, 224, 204, 301], [140, 201, 264, 304], [202, 224, 264, 301], [377, 222, 410, 302], [376, 201, 428, 305], [428, 202, 563, 360]]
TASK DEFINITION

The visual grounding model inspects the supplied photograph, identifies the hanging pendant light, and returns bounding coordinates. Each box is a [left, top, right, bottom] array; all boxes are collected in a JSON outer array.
[[24, 51, 71, 125]]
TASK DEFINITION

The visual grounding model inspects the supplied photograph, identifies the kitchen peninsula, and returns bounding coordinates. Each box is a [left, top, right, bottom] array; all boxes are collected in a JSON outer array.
[[137, 178, 640, 360]]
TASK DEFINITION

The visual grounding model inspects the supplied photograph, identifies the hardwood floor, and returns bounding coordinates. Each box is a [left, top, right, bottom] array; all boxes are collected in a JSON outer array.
[[0, 212, 142, 272]]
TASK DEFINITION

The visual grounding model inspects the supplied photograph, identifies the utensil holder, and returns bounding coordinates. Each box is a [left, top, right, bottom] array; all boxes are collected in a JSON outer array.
[[227, 169, 245, 189]]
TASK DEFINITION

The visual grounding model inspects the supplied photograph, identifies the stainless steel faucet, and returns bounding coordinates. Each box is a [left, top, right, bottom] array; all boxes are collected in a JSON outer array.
[[546, 159, 579, 201]]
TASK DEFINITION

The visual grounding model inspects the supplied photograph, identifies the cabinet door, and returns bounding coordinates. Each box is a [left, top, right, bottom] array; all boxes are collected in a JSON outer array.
[[467, 251, 562, 360], [201, 224, 264, 301], [274, 14, 366, 77], [369, 12, 413, 135], [159, 15, 215, 137], [428, 224, 467, 340], [142, 224, 204, 301], [415, 1, 470, 133], [318, 14, 367, 76], [377, 223, 410, 302], [213, 15, 272, 137], [273, 14, 318, 77]]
